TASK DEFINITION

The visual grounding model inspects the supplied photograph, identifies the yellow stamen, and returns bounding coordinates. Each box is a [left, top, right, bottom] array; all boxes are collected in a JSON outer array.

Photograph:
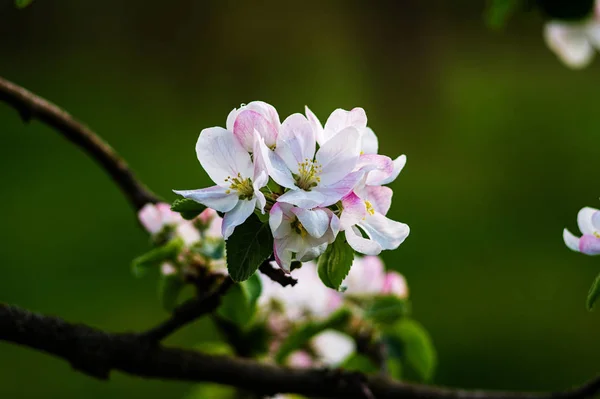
[[291, 217, 308, 238], [365, 200, 375, 216], [294, 158, 322, 191], [224, 172, 254, 200]]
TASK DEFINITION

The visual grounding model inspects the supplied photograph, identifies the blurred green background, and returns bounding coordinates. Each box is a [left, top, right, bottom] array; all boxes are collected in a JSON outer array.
[[2, 0, 600, 397]]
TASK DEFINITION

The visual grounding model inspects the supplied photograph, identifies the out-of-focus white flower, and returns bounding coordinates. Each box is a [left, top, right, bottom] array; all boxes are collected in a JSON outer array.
[[342, 255, 408, 298], [286, 350, 313, 368], [544, 3, 600, 69], [269, 203, 339, 271], [311, 329, 355, 367], [564, 207, 600, 255], [138, 203, 200, 246], [256, 113, 363, 209], [226, 101, 281, 151], [161, 262, 178, 276], [173, 128, 268, 239], [382, 271, 408, 298], [340, 191, 409, 256]]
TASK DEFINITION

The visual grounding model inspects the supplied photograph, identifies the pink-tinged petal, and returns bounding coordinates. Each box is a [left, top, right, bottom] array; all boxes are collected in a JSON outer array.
[[306, 105, 325, 145], [269, 202, 293, 239], [355, 154, 393, 174], [361, 127, 378, 154], [253, 170, 268, 213], [366, 186, 393, 215], [222, 199, 257, 239], [315, 171, 363, 207], [277, 189, 326, 209], [173, 186, 238, 212], [138, 204, 164, 234], [288, 351, 313, 368], [176, 223, 201, 246], [296, 241, 327, 262], [234, 110, 278, 151], [312, 330, 356, 367], [276, 113, 316, 172], [375, 154, 407, 186], [360, 213, 410, 251], [544, 22, 594, 69], [198, 208, 218, 225], [226, 101, 280, 132], [254, 136, 296, 189], [343, 255, 386, 294], [563, 229, 581, 252], [324, 108, 368, 137], [196, 127, 254, 183], [156, 203, 181, 225], [345, 226, 382, 255], [316, 126, 361, 186], [291, 207, 330, 238], [206, 215, 223, 239], [274, 237, 294, 271], [340, 192, 367, 231], [577, 207, 599, 235], [382, 271, 408, 298], [579, 234, 600, 255]]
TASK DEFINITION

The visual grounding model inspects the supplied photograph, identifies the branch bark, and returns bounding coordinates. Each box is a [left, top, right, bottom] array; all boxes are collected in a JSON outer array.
[[0, 76, 160, 210], [1, 303, 599, 399]]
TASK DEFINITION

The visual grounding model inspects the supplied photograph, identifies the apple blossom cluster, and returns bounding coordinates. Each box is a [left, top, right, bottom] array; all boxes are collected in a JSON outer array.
[[544, 0, 600, 69], [174, 101, 410, 271]]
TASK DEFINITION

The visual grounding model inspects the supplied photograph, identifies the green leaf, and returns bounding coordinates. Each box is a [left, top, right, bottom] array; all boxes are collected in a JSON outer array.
[[184, 383, 238, 399], [226, 213, 273, 282], [363, 295, 410, 325], [275, 308, 351, 363], [484, 0, 520, 29], [194, 237, 225, 260], [158, 272, 185, 312], [171, 198, 207, 220], [15, 0, 34, 8], [586, 271, 600, 310], [194, 341, 234, 356], [217, 275, 261, 327], [317, 235, 354, 290], [131, 238, 183, 277], [384, 319, 437, 382], [342, 354, 379, 374]]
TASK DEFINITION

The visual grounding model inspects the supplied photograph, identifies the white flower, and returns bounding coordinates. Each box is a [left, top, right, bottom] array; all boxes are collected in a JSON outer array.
[[311, 329, 355, 367], [340, 191, 409, 256], [342, 256, 408, 298], [257, 113, 363, 209], [544, 4, 600, 69], [226, 101, 281, 151], [564, 207, 600, 255], [138, 203, 200, 246], [173, 127, 268, 239], [269, 202, 339, 271]]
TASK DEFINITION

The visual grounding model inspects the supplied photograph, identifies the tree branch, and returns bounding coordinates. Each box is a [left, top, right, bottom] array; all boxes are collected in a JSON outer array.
[[1, 303, 599, 399], [0, 76, 160, 210], [259, 259, 297, 287]]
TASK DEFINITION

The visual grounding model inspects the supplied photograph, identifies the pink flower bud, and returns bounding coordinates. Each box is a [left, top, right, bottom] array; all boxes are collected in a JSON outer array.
[[382, 271, 408, 299]]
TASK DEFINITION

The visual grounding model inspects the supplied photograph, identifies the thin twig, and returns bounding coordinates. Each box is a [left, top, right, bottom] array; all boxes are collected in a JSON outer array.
[[0, 76, 160, 210], [1, 303, 600, 399], [140, 277, 234, 342], [259, 258, 297, 287]]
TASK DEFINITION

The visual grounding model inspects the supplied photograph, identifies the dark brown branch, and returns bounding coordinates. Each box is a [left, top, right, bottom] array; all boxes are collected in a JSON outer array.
[[259, 259, 297, 287], [0, 76, 160, 210], [1, 303, 600, 399], [140, 277, 234, 342]]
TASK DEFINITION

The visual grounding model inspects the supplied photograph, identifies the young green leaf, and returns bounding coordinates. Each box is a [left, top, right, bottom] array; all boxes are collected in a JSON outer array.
[[363, 295, 411, 325], [317, 236, 354, 290], [484, 0, 519, 29], [217, 275, 262, 327], [225, 214, 273, 282], [15, 0, 34, 9], [342, 354, 379, 374], [158, 273, 185, 312], [171, 198, 206, 220], [586, 271, 600, 310], [131, 238, 183, 277], [384, 319, 437, 382]]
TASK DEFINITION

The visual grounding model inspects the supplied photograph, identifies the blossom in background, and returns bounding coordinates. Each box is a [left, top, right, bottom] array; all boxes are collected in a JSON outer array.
[[564, 207, 600, 255], [270, 202, 339, 271], [342, 255, 408, 298], [173, 127, 268, 239], [138, 202, 200, 246], [311, 329, 356, 366], [544, 2, 600, 69]]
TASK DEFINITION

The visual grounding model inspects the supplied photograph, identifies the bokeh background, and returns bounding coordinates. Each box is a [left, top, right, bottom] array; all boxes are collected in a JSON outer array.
[[2, 0, 600, 397]]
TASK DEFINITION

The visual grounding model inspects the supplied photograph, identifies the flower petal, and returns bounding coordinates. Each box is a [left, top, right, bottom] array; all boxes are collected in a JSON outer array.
[[340, 192, 367, 231], [382, 271, 408, 298], [253, 170, 268, 213], [138, 204, 164, 234], [291, 207, 330, 238], [324, 108, 367, 137], [592, 210, 600, 232], [544, 22, 594, 69], [176, 223, 201, 246], [234, 109, 278, 151], [296, 241, 327, 262], [316, 126, 361, 186], [563, 228, 580, 252], [222, 199, 257, 239], [276, 113, 316, 172], [343, 255, 386, 295], [360, 213, 410, 251], [374, 155, 407, 186], [274, 237, 294, 271], [173, 186, 238, 212], [305, 105, 325, 145], [254, 136, 296, 189], [312, 330, 356, 367], [269, 202, 293, 239], [366, 185, 393, 215], [345, 225, 382, 255], [577, 207, 599, 235], [361, 127, 378, 154], [226, 101, 280, 133], [196, 127, 254, 183], [277, 189, 326, 209], [579, 234, 600, 255], [315, 171, 364, 207]]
